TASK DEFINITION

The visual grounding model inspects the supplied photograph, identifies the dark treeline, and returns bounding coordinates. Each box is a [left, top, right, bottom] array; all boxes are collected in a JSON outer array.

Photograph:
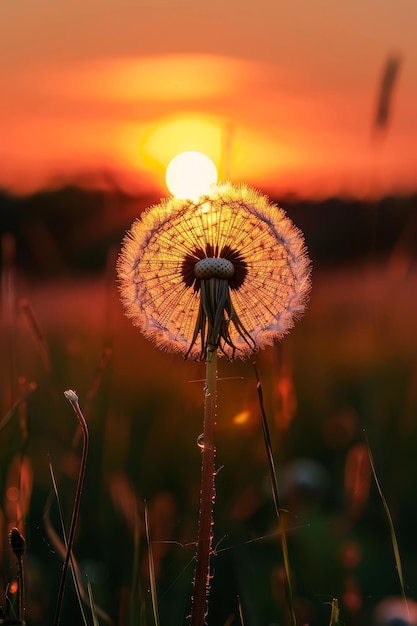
[[1, 186, 416, 278]]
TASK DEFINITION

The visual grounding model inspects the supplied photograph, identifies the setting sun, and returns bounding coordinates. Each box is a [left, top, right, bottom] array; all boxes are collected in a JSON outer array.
[[165, 151, 218, 200]]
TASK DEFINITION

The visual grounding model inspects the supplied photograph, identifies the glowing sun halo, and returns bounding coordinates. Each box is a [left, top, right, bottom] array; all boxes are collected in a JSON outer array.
[[165, 151, 218, 200]]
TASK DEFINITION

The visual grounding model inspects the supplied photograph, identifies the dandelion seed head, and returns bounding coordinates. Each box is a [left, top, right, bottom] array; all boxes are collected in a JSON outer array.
[[117, 182, 311, 360], [194, 258, 234, 279]]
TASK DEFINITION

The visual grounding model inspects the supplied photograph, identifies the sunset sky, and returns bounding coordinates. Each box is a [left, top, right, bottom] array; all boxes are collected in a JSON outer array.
[[1, 1, 417, 199]]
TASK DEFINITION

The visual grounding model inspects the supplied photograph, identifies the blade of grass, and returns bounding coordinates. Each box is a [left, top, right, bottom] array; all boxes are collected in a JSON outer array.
[[44, 476, 113, 625], [237, 596, 245, 626], [87, 578, 100, 626], [253, 363, 297, 626], [128, 499, 141, 626], [364, 429, 409, 618], [48, 460, 89, 626], [5, 582, 18, 620], [84, 347, 112, 417], [144, 501, 160, 626], [19, 298, 52, 373], [0, 381, 36, 432], [54, 390, 89, 626], [2, 233, 18, 409]]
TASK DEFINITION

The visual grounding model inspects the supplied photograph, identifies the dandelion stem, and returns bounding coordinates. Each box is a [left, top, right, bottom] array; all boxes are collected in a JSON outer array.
[[191, 347, 217, 626], [54, 390, 89, 626]]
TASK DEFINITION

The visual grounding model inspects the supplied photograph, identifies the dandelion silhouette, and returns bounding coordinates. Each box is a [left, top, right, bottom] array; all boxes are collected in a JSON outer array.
[[117, 181, 311, 625], [117, 182, 311, 361]]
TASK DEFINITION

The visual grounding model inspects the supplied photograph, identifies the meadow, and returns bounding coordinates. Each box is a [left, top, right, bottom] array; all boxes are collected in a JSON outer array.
[[1, 188, 417, 626]]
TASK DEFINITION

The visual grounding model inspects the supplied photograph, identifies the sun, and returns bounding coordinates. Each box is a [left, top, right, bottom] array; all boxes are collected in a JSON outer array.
[[165, 151, 218, 200]]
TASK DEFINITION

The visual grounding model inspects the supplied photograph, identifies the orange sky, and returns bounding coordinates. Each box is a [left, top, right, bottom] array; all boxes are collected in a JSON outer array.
[[1, 1, 417, 199]]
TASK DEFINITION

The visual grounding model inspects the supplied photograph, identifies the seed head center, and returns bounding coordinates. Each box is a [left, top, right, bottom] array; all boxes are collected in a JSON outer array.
[[194, 257, 235, 280]]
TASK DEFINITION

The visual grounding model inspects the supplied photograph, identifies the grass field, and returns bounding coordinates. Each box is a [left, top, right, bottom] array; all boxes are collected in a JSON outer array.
[[1, 191, 417, 625]]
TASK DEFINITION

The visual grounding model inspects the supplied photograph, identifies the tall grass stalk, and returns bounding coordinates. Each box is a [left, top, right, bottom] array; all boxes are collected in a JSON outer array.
[[145, 502, 160, 626], [128, 501, 141, 626], [237, 596, 245, 626], [191, 348, 217, 626], [364, 430, 409, 618], [254, 364, 296, 626], [54, 390, 89, 626], [87, 579, 100, 626], [47, 461, 89, 626], [0, 381, 36, 432]]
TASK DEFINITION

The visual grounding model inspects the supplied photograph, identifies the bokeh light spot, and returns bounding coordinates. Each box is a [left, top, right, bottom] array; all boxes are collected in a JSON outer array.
[[233, 410, 251, 425], [9, 580, 18, 594], [6, 486, 19, 502]]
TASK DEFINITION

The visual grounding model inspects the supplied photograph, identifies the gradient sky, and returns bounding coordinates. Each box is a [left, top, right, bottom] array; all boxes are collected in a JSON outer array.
[[1, 0, 417, 198]]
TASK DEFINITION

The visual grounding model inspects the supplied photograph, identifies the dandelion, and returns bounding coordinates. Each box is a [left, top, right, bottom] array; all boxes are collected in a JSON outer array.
[[117, 182, 311, 361], [117, 181, 311, 626]]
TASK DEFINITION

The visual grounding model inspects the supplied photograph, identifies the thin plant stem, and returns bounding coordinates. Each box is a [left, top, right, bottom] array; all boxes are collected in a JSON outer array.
[[17, 554, 24, 623], [9, 528, 26, 623], [0, 380, 37, 432], [47, 461, 89, 626], [128, 500, 141, 626], [54, 390, 89, 626], [364, 429, 409, 618], [254, 364, 297, 626], [145, 501, 160, 626], [329, 597, 340, 625], [191, 347, 217, 626]]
